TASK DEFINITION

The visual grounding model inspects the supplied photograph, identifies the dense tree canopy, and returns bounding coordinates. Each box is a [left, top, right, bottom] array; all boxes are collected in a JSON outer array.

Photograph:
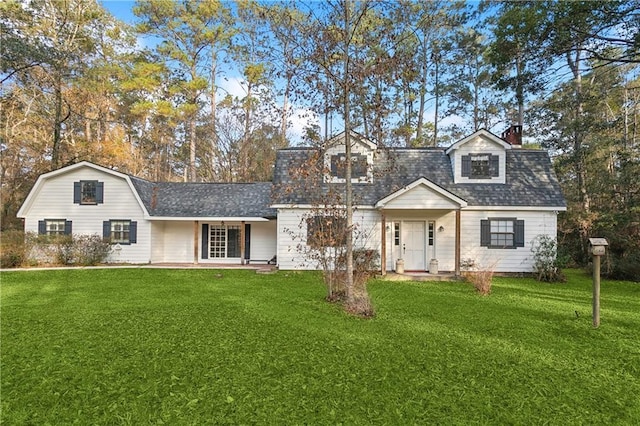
[[1, 0, 638, 278]]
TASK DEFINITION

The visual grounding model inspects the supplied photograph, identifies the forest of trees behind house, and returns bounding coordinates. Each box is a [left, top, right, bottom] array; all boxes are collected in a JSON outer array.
[[1, 0, 639, 279]]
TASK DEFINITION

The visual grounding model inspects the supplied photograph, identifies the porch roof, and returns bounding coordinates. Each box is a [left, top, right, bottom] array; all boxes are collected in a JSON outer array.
[[375, 177, 467, 209], [130, 178, 276, 219]]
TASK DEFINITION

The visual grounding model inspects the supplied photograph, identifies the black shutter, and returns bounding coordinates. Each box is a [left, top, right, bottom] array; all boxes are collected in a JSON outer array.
[[330, 155, 339, 176], [103, 221, 111, 240], [514, 220, 525, 247], [73, 182, 81, 204], [201, 224, 209, 259], [129, 221, 137, 244], [354, 154, 367, 178], [38, 220, 46, 235], [244, 224, 251, 260], [480, 220, 490, 247], [490, 155, 500, 177], [64, 220, 72, 235], [461, 155, 471, 177], [96, 182, 104, 204]]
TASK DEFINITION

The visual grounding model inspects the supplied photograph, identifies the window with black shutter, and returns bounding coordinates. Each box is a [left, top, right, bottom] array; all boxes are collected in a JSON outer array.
[[462, 154, 500, 179], [103, 219, 137, 244], [330, 154, 367, 179], [480, 218, 524, 249], [39, 219, 72, 236], [307, 215, 347, 248], [74, 181, 104, 204]]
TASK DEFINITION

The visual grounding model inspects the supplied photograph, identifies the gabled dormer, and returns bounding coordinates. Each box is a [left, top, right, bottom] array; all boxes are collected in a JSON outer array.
[[323, 130, 376, 183], [445, 129, 512, 184]]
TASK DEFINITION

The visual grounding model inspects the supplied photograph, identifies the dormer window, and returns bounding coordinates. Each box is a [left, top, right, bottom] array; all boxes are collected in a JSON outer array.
[[330, 154, 367, 179], [462, 154, 499, 179], [471, 155, 490, 178]]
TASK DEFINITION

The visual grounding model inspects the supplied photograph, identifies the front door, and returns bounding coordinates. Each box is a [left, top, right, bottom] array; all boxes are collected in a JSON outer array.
[[402, 221, 426, 271]]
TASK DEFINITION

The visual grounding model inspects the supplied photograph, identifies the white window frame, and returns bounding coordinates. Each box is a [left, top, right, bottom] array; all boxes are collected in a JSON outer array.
[[110, 220, 131, 244], [45, 219, 67, 236]]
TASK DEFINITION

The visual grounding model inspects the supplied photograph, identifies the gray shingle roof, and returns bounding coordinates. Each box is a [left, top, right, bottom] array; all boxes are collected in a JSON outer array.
[[129, 177, 276, 218], [272, 148, 566, 208]]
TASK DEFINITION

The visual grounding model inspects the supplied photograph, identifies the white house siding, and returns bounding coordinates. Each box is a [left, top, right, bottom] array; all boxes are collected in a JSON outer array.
[[150, 221, 165, 262], [277, 208, 381, 270], [22, 167, 151, 263], [249, 220, 277, 262], [460, 210, 558, 273], [151, 221, 194, 263]]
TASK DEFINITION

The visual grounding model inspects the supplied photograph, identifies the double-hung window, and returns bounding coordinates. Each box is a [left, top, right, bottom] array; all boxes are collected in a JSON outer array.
[[38, 219, 71, 236], [481, 218, 525, 249], [471, 155, 491, 178], [103, 220, 137, 244]]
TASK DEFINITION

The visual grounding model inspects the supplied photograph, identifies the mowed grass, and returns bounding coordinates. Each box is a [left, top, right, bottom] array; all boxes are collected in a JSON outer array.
[[1, 269, 639, 425]]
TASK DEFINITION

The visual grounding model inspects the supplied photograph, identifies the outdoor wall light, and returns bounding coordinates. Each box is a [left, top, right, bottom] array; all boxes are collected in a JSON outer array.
[[438, 226, 445, 232]]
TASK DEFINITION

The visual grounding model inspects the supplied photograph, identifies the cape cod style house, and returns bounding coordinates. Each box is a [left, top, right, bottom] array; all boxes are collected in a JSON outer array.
[[17, 128, 566, 274]]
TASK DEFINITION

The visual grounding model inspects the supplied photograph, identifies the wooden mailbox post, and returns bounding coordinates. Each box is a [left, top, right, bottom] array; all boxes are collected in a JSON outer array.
[[589, 238, 608, 328]]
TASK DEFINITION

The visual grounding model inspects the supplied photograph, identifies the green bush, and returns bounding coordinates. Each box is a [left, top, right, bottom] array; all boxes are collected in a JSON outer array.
[[531, 234, 566, 282], [608, 252, 640, 282]]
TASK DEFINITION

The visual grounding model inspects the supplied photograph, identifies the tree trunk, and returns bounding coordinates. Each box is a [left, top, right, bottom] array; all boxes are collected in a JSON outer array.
[[211, 51, 218, 180], [567, 48, 591, 216], [515, 51, 524, 126], [189, 115, 197, 182], [343, 0, 354, 305], [52, 74, 63, 169], [415, 35, 428, 145], [433, 53, 439, 146]]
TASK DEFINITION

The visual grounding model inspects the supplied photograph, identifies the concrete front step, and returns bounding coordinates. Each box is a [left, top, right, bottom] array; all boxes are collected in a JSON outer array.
[[381, 272, 461, 282]]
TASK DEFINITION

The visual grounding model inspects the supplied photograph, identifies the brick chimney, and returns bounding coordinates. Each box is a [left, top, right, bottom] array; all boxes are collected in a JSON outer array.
[[502, 125, 522, 147]]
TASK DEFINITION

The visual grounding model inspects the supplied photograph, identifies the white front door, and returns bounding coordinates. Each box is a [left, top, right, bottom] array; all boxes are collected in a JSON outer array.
[[402, 221, 426, 271]]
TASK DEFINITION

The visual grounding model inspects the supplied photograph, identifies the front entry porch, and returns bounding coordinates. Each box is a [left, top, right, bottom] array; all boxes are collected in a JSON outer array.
[[375, 177, 468, 278], [380, 212, 460, 275]]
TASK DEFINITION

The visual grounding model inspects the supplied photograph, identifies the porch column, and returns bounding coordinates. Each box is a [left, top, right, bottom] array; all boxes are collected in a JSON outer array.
[[194, 220, 199, 264], [380, 214, 386, 276], [240, 221, 246, 265], [455, 209, 461, 276]]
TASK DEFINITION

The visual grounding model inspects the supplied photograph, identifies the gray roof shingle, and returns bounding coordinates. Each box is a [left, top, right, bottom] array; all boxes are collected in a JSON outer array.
[[272, 148, 566, 208], [129, 177, 276, 218]]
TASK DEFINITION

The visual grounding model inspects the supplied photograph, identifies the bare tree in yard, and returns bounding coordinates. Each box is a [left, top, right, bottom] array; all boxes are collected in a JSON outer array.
[[277, 146, 379, 305], [267, 0, 403, 315]]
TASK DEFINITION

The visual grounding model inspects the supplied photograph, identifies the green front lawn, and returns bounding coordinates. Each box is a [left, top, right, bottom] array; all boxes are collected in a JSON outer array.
[[1, 269, 639, 424]]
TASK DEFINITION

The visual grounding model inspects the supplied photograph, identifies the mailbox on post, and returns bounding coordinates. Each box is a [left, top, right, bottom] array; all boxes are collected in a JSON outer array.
[[589, 238, 608, 256], [588, 237, 608, 328]]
